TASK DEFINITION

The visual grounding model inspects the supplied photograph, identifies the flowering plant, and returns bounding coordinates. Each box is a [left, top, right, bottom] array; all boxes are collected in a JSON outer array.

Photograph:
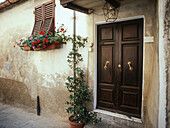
[[15, 24, 71, 50], [65, 35, 101, 125]]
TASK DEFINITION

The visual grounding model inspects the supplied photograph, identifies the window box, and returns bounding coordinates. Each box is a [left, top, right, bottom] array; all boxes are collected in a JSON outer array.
[[23, 46, 32, 51]]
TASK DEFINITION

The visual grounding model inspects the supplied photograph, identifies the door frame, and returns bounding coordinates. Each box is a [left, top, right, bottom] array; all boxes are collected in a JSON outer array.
[[94, 15, 145, 123]]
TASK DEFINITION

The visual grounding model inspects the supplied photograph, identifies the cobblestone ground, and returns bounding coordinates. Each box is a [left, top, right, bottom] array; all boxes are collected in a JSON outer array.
[[0, 103, 69, 128]]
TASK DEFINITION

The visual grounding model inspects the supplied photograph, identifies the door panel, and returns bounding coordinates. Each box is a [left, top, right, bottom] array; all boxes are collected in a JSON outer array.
[[99, 25, 115, 45], [100, 46, 113, 83], [100, 88, 114, 102], [98, 85, 116, 109], [122, 23, 139, 41], [118, 89, 141, 117], [97, 19, 143, 118], [121, 91, 138, 107], [122, 45, 138, 86], [97, 24, 116, 110], [101, 27, 113, 40], [118, 19, 143, 117]]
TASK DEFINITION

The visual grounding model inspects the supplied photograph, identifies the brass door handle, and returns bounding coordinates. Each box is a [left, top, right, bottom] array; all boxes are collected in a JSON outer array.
[[104, 61, 109, 70], [128, 62, 133, 71]]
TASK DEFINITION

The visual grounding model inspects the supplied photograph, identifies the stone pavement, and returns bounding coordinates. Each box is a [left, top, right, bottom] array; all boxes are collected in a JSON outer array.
[[0, 103, 69, 128], [0, 103, 144, 128]]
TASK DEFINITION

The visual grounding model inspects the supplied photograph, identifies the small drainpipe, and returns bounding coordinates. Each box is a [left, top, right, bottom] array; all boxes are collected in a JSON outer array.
[[73, 11, 76, 78], [73, 10, 76, 115], [37, 96, 40, 116]]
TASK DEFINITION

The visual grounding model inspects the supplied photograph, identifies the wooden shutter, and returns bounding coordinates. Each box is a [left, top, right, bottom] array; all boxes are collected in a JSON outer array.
[[41, 1, 55, 34], [32, 5, 43, 35], [32, 0, 55, 36]]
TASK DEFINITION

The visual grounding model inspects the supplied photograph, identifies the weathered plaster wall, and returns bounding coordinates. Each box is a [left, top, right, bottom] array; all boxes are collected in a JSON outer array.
[[164, 0, 170, 127], [158, 0, 167, 127], [86, 0, 159, 127], [0, 0, 89, 121], [146, 0, 159, 128], [0, 0, 160, 127]]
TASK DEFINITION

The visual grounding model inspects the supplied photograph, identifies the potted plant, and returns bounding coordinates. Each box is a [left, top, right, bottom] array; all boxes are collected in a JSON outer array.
[[15, 24, 70, 51], [65, 35, 101, 128]]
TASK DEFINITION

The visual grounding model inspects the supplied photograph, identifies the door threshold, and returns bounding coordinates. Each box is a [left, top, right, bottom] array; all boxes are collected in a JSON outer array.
[[94, 109, 143, 123]]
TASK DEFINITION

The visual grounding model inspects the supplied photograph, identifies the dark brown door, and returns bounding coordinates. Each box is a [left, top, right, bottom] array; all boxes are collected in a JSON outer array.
[[97, 19, 143, 118]]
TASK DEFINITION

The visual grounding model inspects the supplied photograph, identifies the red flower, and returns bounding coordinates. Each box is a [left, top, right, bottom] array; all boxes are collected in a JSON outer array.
[[61, 28, 64, 31], [43, 39, 46, 43], [46, 39, 49, 43], [43, 45, 46, 48], [60, 31, 62, 32], [20, 40, 21, 41], [68, 35, 70, 36], [17, 44, 19, 45], [38, 40, 40, 43], [53, 39, 55, 41], [13, 46, 15, 48], [63, 30, 66, 33], [40, 30, 45, 35], [54, 27, 56, 29], [40, 32, 44, 35], [48, 31, 51, 34], [55, 41, 58, 44], [32, 42, 35, 45], [37, 45, 40, 48], [63, 39, 66, 42], [46, 35, 49, 38]]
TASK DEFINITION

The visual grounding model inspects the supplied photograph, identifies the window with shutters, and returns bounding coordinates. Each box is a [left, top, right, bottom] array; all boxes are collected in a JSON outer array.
[[32, 0, 55, 36]]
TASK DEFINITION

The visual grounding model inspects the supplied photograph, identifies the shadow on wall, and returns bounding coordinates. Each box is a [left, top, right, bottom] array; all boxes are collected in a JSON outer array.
[[0, 77, 36, 111], [0, 77, 70, 121]]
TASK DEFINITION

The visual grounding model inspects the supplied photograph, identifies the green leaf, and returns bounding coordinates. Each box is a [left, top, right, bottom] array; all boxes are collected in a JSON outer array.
[[65, 101, 69, 104]]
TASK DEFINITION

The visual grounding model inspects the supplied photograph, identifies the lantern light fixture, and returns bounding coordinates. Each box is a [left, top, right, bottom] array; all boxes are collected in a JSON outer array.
[[103, 0, 120, 22]]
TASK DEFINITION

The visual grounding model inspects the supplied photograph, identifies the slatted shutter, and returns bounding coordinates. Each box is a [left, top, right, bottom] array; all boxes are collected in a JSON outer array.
[[32, 0, 55, 36], [32, 5, 43, 35], [41, 1, 55, 34]]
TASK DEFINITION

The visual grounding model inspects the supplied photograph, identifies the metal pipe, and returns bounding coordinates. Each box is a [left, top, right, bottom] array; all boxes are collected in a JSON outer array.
[[73, 11, 76, 78], [73, 11, 76, 115], [37, 96, 40, 116]]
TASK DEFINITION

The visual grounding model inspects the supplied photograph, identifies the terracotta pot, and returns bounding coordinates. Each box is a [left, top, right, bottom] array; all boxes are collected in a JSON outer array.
[[24, 46, 31, 51], [19, 44, 24, 47], [56, 43, 64, 48], [46, 43, 56, 50], [55, 43, 60, 49], [34, 48, 42, 51], [43, 43, 63, 50], [68, 116, 84, 128]]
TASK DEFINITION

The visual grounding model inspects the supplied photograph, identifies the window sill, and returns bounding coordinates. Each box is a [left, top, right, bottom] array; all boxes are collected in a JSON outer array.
[[94, 109, 143, 123]]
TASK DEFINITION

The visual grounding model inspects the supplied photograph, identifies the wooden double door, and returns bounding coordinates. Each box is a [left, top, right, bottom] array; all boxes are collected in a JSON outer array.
[[97, 19, 143, 118]]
